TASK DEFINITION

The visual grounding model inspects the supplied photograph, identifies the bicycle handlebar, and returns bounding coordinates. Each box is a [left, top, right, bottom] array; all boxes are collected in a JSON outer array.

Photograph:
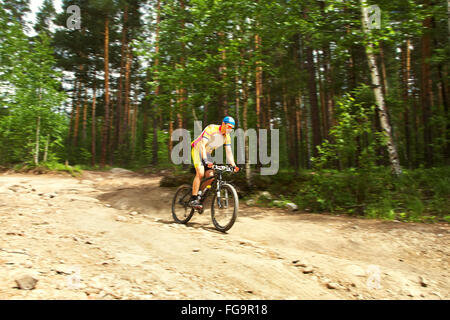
[[212, 164, 235, 172]]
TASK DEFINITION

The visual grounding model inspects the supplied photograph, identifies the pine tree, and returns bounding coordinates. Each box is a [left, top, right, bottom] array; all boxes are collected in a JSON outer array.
[[34, 0, 56, 36]]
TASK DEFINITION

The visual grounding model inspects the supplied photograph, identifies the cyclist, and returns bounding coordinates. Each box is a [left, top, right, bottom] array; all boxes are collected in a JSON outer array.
[[189, 116, 240, 208]]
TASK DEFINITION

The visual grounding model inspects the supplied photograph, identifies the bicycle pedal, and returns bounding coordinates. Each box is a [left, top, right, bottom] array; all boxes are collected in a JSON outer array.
[[190, 202, 203, 210]]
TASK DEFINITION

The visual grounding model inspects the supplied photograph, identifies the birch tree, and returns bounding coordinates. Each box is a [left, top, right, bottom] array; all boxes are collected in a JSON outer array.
[[360, 0, 402, 176]]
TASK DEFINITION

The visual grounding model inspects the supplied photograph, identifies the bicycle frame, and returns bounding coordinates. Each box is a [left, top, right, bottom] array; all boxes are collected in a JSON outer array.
[[198, 167, 232, 210]]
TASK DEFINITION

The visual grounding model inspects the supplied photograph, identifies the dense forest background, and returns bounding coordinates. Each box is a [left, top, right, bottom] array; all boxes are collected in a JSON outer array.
[[0, 0, 448, 222]]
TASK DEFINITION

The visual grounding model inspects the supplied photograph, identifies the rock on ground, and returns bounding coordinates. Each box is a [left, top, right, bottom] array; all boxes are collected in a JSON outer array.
[[110, 168, 134, 175], [15, 276, 38, 290], [285, 203, 298, 211]]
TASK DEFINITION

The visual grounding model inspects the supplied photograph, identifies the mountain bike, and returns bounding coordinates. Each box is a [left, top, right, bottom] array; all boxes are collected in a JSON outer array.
[[171, 164, 239, 232]]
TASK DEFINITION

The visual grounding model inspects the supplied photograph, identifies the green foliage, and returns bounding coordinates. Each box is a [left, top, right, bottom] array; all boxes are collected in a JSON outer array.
[[289, 167, 450, 222], [220, 165, 450, 223], [314, 85, 383, 170], [144, 129, 171, 167], [42, 161, 82, 177], [0, 9, 67, 165], [12, 161, 82, 177]]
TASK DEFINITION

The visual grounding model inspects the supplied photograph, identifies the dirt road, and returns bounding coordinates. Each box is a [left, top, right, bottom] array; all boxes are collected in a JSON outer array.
[[0, 170, 448, 300]]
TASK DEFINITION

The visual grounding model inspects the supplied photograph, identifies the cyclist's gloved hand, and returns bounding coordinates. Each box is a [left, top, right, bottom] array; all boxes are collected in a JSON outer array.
[[203, 159, 213, 168]]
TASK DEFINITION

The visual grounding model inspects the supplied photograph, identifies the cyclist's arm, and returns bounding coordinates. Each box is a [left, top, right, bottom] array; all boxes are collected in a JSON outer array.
[[225, 145, 236, 167]]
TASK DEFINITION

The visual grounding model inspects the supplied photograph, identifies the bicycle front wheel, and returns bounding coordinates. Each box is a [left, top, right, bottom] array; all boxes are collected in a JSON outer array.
[[211, 183, 238, 232], [172, 184, 195, 224]]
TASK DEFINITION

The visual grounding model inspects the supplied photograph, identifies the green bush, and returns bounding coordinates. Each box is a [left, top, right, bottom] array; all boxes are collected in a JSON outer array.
[[290, 167, 449, 222], [11, 161, 82, 177], [271, 167, 448, 222], [43, 162, 82, 176]]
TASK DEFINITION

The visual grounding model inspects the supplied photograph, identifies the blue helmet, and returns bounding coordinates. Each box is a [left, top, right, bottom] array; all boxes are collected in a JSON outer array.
[[223, 116, 235, 127]]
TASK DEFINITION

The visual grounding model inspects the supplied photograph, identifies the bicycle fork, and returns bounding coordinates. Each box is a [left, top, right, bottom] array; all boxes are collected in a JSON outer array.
[[216, 183, 229, 209]]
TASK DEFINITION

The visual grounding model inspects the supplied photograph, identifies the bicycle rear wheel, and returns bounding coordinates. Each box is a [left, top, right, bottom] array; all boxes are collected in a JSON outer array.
[[172, 184, 195, 224], [211, 183, 238, 232]]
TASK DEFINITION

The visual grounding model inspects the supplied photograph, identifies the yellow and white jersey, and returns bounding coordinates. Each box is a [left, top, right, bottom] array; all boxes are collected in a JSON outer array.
[[191, 124, 231, 153]]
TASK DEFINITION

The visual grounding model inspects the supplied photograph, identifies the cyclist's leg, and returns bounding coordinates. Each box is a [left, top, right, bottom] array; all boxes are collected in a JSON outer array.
[[200, 169, 214, 191], [191, 148, 205, 197], [199, 152, 214, 191]]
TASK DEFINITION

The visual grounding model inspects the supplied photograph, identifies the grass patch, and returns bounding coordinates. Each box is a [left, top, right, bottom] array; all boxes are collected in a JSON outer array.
[[13, 162, 82, 177]]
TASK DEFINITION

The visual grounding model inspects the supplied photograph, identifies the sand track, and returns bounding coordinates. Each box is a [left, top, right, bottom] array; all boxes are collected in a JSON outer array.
[[0, 170, 448, 299]]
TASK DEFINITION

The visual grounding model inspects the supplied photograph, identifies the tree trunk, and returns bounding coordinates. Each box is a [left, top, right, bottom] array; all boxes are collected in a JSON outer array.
[[324, 45, 335, 130], [73, 82, 82, 147], [433, 19, 449, 163], [43, 134, 49, 163], [301, 8, 322, 156], [294, 94, 303, 172], [282, 86, 293, 167], [348, 52, 357, 91], [128, 85, 133, 129], [240, 45, 251, 185], [320, 1, 335, 140], [123, 45, 132, 144], [267, 88, 272, 130], [109, 102, 115, 167], [242, 70, 251, 186], [441, 67, 450, 162], [131, 90, 138, 159], [117, 5, 128, 149], [68, 78, 78, 143], [255, 33, 262, 132], [412, 97, 420, 167], [219, 31, 228, 117], [82, 86, 88, 143], [91, 74, 97, 167], [168, 102, 174, 160], [295, 96, 302, 149], [176, 88, 183, 129], [402, 40, 411, 167], [34, 116, 40, 165], [292, 34, 306, 169], [305, 98, 312, 169], [101, 15, 110, 168], [421, 0, 433, 167], [152, 0, 161, 165], [344, 10, 357, 91], [142, 70, 149, 152], [152, 114, 158, 165], [178, 0, 187, 128], [305, 44, 322, 156], [324, 44, 338, 168], [361, 0, 402, 176], [235, 72, 240, 129], [379, 43, 389, 97], [318, 54, 328, 141]]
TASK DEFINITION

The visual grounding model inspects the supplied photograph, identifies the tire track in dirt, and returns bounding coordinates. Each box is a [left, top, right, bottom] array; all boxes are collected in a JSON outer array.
[[0, 171, 448, 300]]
